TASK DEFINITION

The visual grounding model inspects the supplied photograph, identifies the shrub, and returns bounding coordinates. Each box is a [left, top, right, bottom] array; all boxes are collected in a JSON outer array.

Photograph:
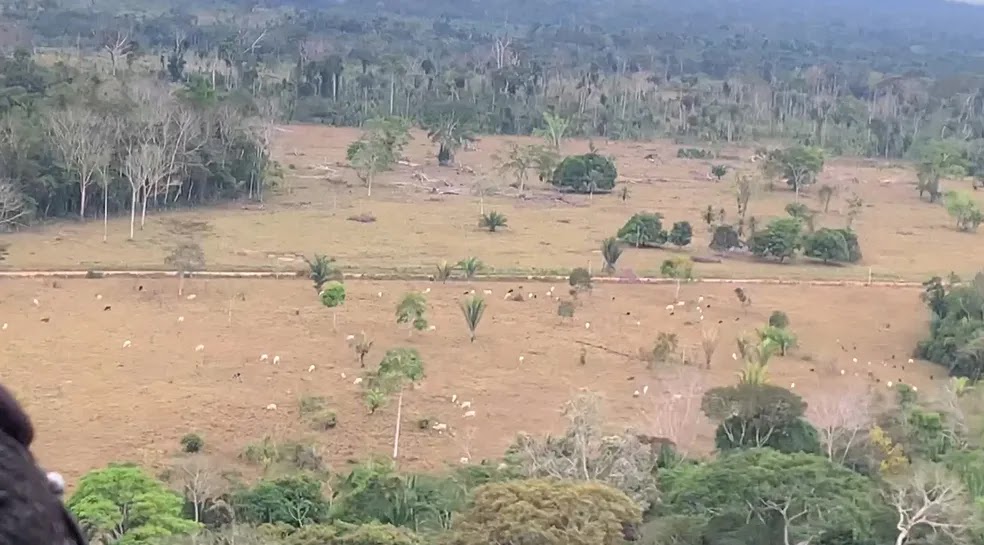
[[710, 165, 727, 181], [234, 475, 330, 527], [435, 261, 453, 283], [457, 257, 484, 278], [676, 148, 713, 159], [320, 281, 346, 307], [660, 257, 693, 280], [802, 228, 850, 264], [758, 325, 797, 356], [709, 225, 740, 250], [550, 153, 617, 193], [557, 300, 576, 318], [944, 191, 984, 232], [642, 332, 679, 368], [569, 267, 592, 291], [600, 238, 622, 273], [180, 433, 204, 453], [668, 221, 693, 248], [916, 273, 984, 379], [749, 218, 803, 262], [617, 213, 666, 247], [299, 396, 337, 430], [768, 311, 790, 329], [479, 211, 508, 232]]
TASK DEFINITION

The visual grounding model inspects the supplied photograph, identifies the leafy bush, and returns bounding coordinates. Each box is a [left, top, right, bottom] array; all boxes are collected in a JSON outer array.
[[709, 225, 740, 251], [569, 267, 592, 291], [660, 258, 693, 280], [749, 218, 803, 262], [234, 475, 331, 527], [550, 153, 617, 193], [758, 325, 797, 355], [802, 228, 850, 264], [321, 281, 347, 307], [768, 311, 790, 329], [617, 213, 667, 247], [557, 300, 576, 318], [944, 191, 984, 232], [180, 433, 204, 453], [676, 148, 713, 159], [668, 221, 693, 247], [600, 237, 622, 273], [702, 383, 819, 454]]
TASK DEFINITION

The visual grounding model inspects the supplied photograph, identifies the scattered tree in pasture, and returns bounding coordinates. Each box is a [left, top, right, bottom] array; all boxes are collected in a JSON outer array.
[[661, 258, 693, 300], [817, 183, 838, 213], [348, 117, 410, 197], [768, 311, 790, 329], [710, 164, 727, 181], [916, 140, 968, 203], [734, 174, 755, 235], [803, 227, 851, 264], [700, 326, 719, 369], [350, 332, 374, 367], [459, 296, 486, 342], [734, 287, 752, 309], [172, 455, 224, 524], [569, 267, 592, 293], [550, 153, 617, 194], [807, 386, 873, 465], [533, 111, 570, 149], [371, 348, 425, 458], [887, 464, 976, 545], [509, 393, 659, 511], [642, 332, 680, 369], [617, 212, 667, 247], [304, 254, 339, 292], [944, 191, 984, 232], [396, 292, 428, 336], [365, 388, 387, 414], [846, 193, 864, 227], [426, 114, 472, 166], [165, 240, 206, 296], [321, 281, 346, 330], [749, 217, 803, 262], [757, 325, 797, 356], [435, 260, 454, 283], [529, 145, 561, 183], [457, 257, 483, 278], [233, 474, 330, 527], [179, 433, 204, 453], [69, 464, 199, 543], [494, 143, 535, 192], [761, 145, 825, 197], [479, 210, 507, 232], [784, 202, 816, 232], [46, 106, 113, 221], [701, 205, 715, 227], [600, 237, 622, 274], [448, 479, 641, 545], [668, 221, 693, 248]]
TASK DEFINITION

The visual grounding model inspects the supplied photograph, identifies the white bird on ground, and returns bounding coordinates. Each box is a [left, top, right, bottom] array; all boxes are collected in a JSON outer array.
[[195, 344, 205, 352], [459, 457, 469, 464], [272, 356, 281, 365], [428, 325, 437, 331], [584, 322, 591, 329], [377, 292, 383, 298], [790, 383, 796, 389], [665, 304, 674, 311], [423, 288, 431, 294], [840, 369, 845, 375], [186, 294, 197, 300], [340, 372, 347, 379], [260, 354, 269, 362], [122, 340, 131, 348], [460, 401, 472, 409], [96, 294, 103, 300], [451, 394, 458, 403], [676, 301, 685, 307], [633, 390, 640, 397], [265, 403, 277, 411], [32, 299, 39, 306], [346, 334, 355, 341], [307, 365, 316, 373], [887, 381, 894, 388], [353, 377, 363, 385], [852, 357, 858, 363], [463, 410, 476, 418], [483, 289, 493, 295], [642, 385, 649, 395], [519, 356, 525, 363], [177, 316, 184, 322], [1, 323, 6, 330], [908, 358, 915, 364], [732, 353, 738, 360], [433, 423, 448, 431]]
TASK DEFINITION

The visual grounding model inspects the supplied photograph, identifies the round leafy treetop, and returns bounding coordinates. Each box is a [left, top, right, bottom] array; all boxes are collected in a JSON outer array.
[[320, 281, 346, 308], [550, 153, 617, 193]]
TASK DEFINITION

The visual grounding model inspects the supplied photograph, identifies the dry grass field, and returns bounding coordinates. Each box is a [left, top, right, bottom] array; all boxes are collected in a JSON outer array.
[[2, 276, 938, 483], [2, 125, 981, 281]]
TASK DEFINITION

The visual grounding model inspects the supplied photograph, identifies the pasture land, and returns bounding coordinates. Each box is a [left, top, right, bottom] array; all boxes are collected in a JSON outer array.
[[1, 125, 981, 281], [2, 276, 938, 482]]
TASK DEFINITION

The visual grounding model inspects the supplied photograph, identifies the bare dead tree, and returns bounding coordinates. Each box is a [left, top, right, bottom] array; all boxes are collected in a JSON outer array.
[[101, 30, 132, 76], [888, 465, 975, 545], [807, 385, 873, 464], [0, 179, 27, 230], [700, 326, 719, 369], [647, 368, 707, 458], [174, 456, 223, 524], [513, 392, 660, 511], [760, 498, 811, 545], [47, 106, 113, 220]]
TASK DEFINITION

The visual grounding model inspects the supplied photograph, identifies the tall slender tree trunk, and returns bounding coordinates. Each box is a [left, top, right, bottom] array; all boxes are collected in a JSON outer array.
[[79, 182, 87, 219], [392, 390, 404, 459], [129, 189, 137, 239], [103, 184, 109, 243]]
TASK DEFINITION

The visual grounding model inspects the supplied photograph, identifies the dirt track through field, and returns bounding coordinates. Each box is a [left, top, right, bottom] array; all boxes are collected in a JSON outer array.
[[0, 269, 925, 288]]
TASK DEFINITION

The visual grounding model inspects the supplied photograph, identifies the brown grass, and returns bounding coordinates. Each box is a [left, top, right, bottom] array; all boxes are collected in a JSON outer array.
[[4, 276, 940, 483], [1, 126, 981, 281]]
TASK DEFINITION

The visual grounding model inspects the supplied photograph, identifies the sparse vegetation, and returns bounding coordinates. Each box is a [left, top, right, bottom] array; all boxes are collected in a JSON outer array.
[[396, 292, 429, 335], [944, 191, 984, 232], [480, 211, 508, 232], [180, 433, 204, 453], [600, 238, 622, 274], [458, 257, 484, 279], [459, 296, 487, 342], [305, 255, 340, 293], [435, 260, 454, 283]]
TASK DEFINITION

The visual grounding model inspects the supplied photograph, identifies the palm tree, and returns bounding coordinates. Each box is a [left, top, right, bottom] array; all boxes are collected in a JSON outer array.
[[480, 211, 508, 232], [376, 348, 425, 458], [495, 143, 534, 192], [600, 238, 622, 274], [534, 111, 570, 149], [459, 296, 487, 342], [435, 260, 454, 283], [427, 115, 470, 166], [457, 257, 483, 279], [304, 254, 338, 292]]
